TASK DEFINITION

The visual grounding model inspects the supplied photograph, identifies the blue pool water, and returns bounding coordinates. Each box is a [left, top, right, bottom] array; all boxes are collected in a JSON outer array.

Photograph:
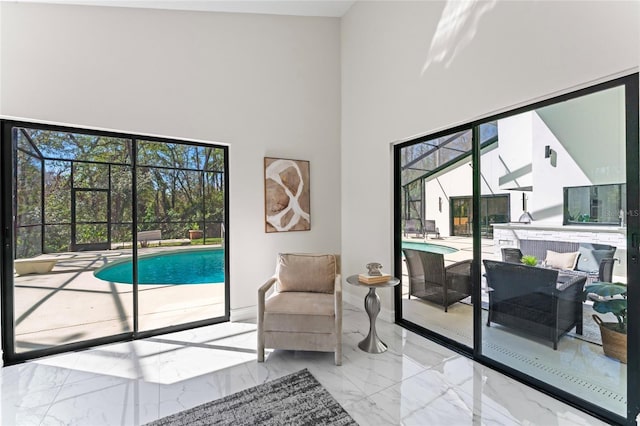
[[95, 249, 225, 285], [401, 241, 458, 255]]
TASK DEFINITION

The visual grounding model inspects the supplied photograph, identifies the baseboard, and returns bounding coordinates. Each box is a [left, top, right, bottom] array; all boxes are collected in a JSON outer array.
[[231, 305, 256, 322]]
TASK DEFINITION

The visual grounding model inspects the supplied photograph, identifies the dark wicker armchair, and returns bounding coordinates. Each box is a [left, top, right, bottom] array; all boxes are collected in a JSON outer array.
[[598, 257, 616, 283], [483, 260, 586, 350], [403, 249, 472, 312], [501, 247, 523, 263]]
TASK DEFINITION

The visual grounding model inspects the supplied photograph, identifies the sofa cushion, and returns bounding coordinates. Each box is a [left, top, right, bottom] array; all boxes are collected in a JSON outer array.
[[263, 292, 336, 333], [277, 253, 336, 293], [576, 244, 616, 273], [545, 250, 579, 270]]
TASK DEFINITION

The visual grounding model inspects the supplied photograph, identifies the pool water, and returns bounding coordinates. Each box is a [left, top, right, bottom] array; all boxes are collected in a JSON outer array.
[[95, 249, 225, 284], [401, 241, 458, 255]]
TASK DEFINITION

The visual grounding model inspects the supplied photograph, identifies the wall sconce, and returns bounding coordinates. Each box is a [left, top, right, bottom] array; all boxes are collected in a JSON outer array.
[[544, 145, 557, 167], [438, 197, 442, 212]]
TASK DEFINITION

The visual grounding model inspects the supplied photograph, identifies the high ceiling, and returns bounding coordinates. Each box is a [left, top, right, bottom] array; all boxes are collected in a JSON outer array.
[[10, 0, 356, 17]]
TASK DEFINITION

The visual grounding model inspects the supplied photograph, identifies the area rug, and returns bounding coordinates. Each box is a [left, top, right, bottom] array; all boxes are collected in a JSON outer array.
[[145, 369, 358, 426]]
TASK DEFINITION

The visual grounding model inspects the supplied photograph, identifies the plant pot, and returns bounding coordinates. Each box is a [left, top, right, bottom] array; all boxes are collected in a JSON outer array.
[[188, 230, 203, 240], [593, 314, 627, 363]]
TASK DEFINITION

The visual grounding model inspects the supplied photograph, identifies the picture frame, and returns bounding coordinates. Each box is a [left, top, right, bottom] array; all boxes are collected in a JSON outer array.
[[264, 157, 310, 233]]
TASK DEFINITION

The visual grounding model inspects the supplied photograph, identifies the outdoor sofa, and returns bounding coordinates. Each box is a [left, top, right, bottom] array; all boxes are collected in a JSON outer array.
[[503, 240, 616, 283], [483, 259, 586, 350]]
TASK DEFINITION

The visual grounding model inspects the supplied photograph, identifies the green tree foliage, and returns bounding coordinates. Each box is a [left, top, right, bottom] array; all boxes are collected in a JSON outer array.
[[15, 128, 225, 256]]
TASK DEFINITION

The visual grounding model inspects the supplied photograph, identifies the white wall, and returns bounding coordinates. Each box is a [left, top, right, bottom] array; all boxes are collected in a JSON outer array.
[[0, 3, 342, 317], [496, 114, 533, 191], [341, 0, 639, 313], [424, 160, 472, 237]]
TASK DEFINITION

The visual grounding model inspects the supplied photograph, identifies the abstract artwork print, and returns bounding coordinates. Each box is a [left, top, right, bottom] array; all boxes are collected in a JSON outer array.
[[264, 157, 310, 232]]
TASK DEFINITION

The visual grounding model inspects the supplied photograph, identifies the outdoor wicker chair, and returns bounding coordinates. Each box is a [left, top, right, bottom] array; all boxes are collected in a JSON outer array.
[[501, 247, 523, 264], [403, 248, 472, 312]]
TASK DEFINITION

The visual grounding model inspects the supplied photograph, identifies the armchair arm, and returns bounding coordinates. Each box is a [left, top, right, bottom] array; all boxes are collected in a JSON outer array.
[[445, 259, 473, 275], [334, 273, 343, 320], [553, 276, 587, 317], [257, 276, 277, 363], [258, 276, 278, 320], [445, 259, 472, 294], [556, 275, 586, 294], [334, 273, 343, 360]]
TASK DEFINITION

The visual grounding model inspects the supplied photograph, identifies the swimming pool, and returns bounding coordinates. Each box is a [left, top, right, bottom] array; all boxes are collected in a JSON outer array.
[[94, 249, 225, 284], [401, 241, 458, 255]]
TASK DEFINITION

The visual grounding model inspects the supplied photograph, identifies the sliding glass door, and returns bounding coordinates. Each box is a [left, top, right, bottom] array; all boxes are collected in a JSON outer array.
[[1, 121, 229, 364], [394, 74, 639, 424]]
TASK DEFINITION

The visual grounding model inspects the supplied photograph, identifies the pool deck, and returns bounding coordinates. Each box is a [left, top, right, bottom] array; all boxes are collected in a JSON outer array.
[[12, 244, 226, 354], [402, 235, 500, 264], [11, 237, 493, 355]]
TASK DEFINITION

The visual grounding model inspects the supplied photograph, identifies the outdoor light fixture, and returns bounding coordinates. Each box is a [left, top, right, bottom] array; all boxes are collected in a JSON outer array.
[[544, 145, 557, 167], [438, 197, 442, 212], [544, 145, 554, 158]]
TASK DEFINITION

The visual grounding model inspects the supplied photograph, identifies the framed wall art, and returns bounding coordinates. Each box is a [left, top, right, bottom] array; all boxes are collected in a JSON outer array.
[[264, 157, 310, 232]]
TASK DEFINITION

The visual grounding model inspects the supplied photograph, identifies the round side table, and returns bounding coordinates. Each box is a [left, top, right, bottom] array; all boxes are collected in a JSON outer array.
[[346, 275, 400, 354]]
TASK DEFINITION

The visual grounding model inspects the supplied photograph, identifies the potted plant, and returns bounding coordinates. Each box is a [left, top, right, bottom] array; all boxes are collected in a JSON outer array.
[[188, 223, 203, 240], [583, 282, 627, 363], [520, 255, 538, 266]]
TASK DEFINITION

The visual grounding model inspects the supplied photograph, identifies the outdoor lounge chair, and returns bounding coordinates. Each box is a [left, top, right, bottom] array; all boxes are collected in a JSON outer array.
[[403, 248, 472, 312], [483, 259, 586, 350], [404, 219, 424, 238]]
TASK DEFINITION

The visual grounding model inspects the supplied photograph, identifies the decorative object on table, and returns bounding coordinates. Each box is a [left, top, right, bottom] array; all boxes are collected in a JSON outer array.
[[358, 273, 391, 284], [358, 262, 390, 284], [144, 369, 357, 426], [366, 262, 383, 276], [520, 255, 538, 266], [346, 274, 400, 353], [264, 157, 310, 233], [583, 281, 627, 363]]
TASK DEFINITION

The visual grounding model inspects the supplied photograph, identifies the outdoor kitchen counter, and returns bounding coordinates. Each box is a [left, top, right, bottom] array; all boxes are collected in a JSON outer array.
[[492, 222, 627, 278]]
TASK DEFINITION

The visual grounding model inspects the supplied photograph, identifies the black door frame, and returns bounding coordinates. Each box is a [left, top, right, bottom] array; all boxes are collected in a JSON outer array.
[[0, 120, 230, 365], [394, 73, 639, 425]]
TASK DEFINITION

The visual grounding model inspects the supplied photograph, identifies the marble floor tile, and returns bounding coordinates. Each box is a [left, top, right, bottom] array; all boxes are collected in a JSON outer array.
[[0, 303, 610, 425]]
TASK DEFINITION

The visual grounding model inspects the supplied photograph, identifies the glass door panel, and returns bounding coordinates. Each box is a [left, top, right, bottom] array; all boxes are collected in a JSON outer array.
[[479, 85, 628, 416], [399, 129, 474, 348], [10, 127, 134, 356], [136, 140, 227, 332]]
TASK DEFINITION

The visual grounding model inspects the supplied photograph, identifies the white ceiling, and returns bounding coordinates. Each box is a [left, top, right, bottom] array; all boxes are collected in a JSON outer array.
[[7, 0, 356, 17]]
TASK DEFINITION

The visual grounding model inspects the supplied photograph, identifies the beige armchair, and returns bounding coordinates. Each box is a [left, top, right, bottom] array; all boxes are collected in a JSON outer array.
[[257, 253, 342, 365]]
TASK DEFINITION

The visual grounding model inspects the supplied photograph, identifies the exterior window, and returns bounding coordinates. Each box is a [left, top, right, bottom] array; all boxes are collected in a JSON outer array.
[[563, 183, 626, 225]]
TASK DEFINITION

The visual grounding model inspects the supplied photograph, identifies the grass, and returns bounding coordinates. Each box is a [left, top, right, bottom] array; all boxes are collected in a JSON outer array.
[[189, 237, 223, 245]]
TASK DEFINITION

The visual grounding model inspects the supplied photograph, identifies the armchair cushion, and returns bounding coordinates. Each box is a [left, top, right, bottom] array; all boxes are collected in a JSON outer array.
[[263, 292, 336, 333], [276, 253, 336, 293]]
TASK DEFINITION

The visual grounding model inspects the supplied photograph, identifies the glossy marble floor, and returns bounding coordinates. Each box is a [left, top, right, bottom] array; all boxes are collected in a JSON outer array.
[[2, 304, 608, 425]]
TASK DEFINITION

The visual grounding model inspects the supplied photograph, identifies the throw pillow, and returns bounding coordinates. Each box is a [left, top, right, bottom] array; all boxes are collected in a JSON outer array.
[[576, 245, 616, 273], [545, 250, 580, 270], [277, 253, 336, 293]]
